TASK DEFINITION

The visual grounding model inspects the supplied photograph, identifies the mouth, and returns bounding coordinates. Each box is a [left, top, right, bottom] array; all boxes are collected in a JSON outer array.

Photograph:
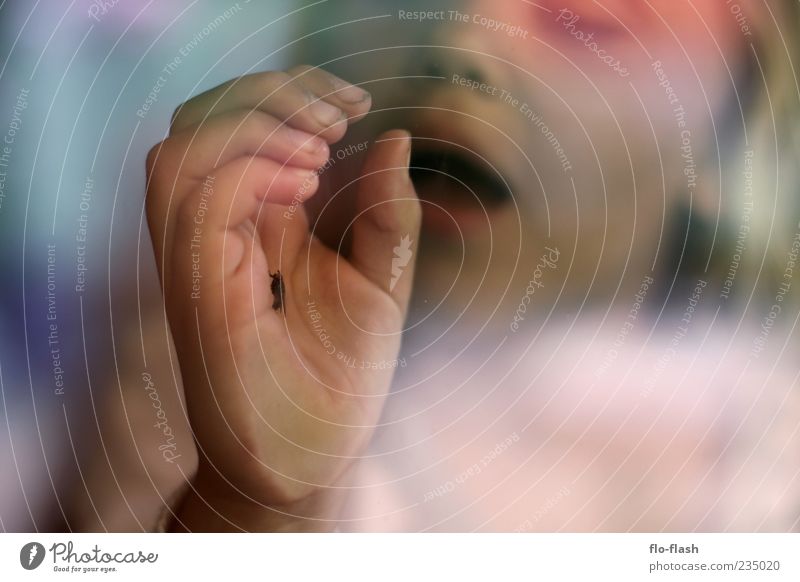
[[410, 147, 511, 208], [409, 146, 512, 234]]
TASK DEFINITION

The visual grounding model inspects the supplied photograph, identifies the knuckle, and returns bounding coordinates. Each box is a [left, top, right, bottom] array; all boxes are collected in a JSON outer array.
[[257, 70, 294, 96], [145, 139, 182, 188], [145, 141, 166, 176], [170, 102, 188, 130], [237, 109, 272, 139], [175, 187, 203, 228], [408, 194, 423, 222], [144, 193, 156, 229], [366, 190, 421, 235], [287, 64, 316, 79], [366, 203, 403, 235]]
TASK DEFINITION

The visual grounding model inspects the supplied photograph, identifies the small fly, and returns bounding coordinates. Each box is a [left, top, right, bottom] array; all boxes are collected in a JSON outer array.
[[269, 270, 285, 312]]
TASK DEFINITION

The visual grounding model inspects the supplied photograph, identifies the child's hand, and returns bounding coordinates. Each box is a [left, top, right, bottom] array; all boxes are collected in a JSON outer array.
[[145, 66, 420, 530]]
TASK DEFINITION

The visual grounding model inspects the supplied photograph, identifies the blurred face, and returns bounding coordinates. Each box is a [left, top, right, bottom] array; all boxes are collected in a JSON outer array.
[[311, 1, 753, 331]]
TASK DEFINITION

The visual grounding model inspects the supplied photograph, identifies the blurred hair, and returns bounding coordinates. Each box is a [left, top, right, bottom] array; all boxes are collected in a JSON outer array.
[[732, 0, 800, 309]]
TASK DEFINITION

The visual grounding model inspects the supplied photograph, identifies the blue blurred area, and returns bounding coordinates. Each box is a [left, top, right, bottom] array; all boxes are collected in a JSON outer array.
[[0, 0, 302, 531]]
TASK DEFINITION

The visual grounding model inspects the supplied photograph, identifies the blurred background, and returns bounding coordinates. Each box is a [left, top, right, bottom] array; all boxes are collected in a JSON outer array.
[[0, 0, 305, 531], [0, 0, 798, 532]]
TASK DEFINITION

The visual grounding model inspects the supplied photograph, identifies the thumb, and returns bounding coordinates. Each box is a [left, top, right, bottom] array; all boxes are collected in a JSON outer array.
[[350, 129, 421, 314]]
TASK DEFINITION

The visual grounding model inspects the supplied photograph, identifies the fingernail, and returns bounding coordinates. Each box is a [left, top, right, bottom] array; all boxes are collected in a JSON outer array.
[[335, 83, 370, 103], [309, 98, 342, 126], [341, 86, 371, 103], [287, 127, 326, 153], [290, 166, 317, 180], [324, 71, 370, 103]]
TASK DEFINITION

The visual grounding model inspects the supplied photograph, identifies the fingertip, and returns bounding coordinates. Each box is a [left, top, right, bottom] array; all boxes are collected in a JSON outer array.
[[397, 133, 412, 185], [288, 165, 320, 188], [286, 127, 328, 154], [401, 131, 412, 173], [373, 129, 412, 161], [342, 91, 373, 124], [261, 165, 319, 206]]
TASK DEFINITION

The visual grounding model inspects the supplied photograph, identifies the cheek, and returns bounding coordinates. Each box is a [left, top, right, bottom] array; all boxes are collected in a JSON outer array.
[[477, 0, 745, 79], [525, 5, 743, 130]]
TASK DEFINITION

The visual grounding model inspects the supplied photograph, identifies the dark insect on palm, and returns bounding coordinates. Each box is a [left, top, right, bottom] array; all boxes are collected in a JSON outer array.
[[269, 270, 285, 312]]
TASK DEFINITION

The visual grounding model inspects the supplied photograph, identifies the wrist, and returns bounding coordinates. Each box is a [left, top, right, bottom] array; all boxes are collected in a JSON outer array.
[[168, 461, 349, 532]]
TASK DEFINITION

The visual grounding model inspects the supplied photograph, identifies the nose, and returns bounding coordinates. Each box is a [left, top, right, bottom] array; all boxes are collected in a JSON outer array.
[[409, 5, 518, 94]]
